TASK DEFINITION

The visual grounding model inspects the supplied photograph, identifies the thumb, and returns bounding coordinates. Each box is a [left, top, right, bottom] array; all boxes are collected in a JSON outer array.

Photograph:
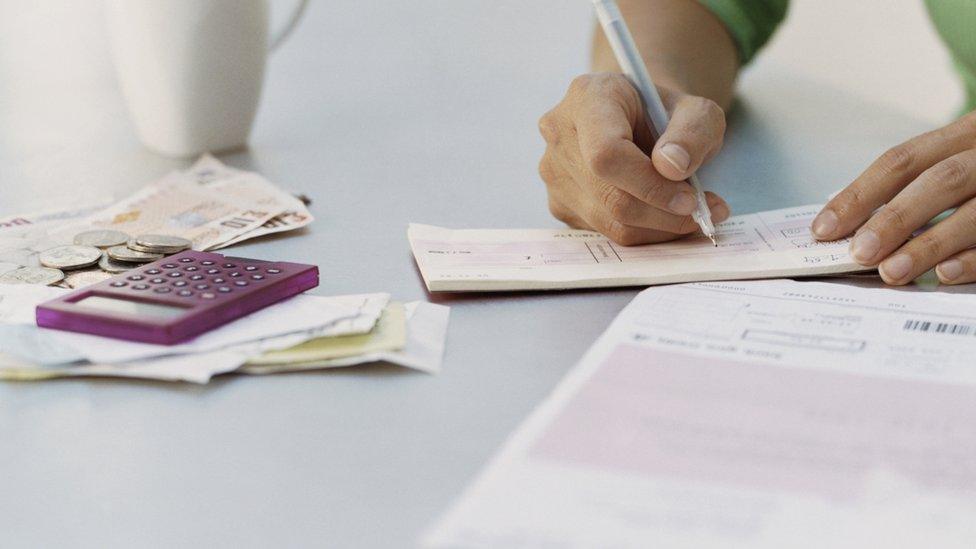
[[650, 95, 726, 181]]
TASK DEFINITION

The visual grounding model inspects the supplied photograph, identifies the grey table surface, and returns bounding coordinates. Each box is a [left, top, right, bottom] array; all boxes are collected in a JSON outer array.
[[0, 2, 965, 548]]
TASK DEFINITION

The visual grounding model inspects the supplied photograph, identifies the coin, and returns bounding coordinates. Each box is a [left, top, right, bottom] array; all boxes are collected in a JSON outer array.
[[73, 229, 130, 248], [0, 266, 65, 285], [130, 234, 192, 254], [107, 245, 164, 263], [64, 269, 113, 289], [98, 252, 137, 273], [38, 245, 102, 270]]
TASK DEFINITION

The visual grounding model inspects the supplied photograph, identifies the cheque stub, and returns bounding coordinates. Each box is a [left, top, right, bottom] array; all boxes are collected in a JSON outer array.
[[408, 205, 870, 292], [424, 280, 976, 548]]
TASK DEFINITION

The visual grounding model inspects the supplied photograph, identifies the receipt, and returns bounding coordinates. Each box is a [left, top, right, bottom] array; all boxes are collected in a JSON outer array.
[[409, 205, 870, 292], [425, 280, 976, 548]]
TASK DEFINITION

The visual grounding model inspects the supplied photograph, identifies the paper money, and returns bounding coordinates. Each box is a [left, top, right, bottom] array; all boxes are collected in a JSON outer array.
[[84, 171, 279, 251], [185, 155, 315, 248]]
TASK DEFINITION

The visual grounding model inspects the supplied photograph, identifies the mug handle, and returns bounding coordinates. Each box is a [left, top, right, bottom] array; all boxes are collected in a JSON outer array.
[[268, 0, 309, 52]]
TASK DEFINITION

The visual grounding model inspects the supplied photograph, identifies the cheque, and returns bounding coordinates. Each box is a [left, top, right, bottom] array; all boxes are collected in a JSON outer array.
[[409, 204, 871, 292]]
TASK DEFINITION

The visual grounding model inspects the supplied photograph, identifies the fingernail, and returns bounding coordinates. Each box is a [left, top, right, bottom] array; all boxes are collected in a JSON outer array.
[[811, 210, 838, 239], [849, 229, 880, 264], [711, 203, 730, 222], [659, 143, 691, 173], [937, 259, 964, 282], [668, 192, 696, 215], [880, 253, 913, 281]]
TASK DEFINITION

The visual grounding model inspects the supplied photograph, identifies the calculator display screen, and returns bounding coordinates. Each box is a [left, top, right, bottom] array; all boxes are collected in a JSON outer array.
[[75, 295, 188, 318]]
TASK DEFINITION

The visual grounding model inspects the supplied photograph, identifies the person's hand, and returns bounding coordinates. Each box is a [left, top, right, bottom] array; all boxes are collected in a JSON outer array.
[[811, 112, 976, 285], [538, 73, 730, 245]]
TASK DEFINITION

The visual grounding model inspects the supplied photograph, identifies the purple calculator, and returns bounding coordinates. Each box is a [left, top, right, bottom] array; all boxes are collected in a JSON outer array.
[[36, 250, 319, 345]]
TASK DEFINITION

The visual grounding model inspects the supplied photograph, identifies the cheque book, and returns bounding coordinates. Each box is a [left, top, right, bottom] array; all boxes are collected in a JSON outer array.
[[408, 204, 871, 292]]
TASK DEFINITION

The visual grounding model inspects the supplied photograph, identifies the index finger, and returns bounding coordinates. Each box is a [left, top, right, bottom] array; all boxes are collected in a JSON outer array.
[[812, 116, 976, 240], [575, 98, 699, 216]]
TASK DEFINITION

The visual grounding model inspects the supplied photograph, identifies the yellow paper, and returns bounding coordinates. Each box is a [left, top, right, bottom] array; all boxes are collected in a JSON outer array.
[[246, 302, 407, 366]]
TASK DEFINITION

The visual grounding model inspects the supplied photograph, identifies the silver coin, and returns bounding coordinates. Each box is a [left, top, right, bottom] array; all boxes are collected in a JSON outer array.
[[73, 229, 131, 248], [38, 245, 102, 270], [131, 234, 192, 254], [0, 266, 65, 285], [107, 245, 164, 263], [64, 268, 113, 289], [98, 252, 137, 273]]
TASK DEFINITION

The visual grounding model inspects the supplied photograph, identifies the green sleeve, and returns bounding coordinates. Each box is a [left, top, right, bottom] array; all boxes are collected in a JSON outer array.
[[697, 0, 790, 65]]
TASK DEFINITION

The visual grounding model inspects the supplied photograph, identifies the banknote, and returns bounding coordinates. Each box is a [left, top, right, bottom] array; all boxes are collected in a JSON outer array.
[[84, 171, 280, 251], [0, 199, 112, 268], [184, 155, 314, 248]]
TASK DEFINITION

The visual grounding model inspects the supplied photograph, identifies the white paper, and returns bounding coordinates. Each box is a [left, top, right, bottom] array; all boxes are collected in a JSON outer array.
[[219, 293, 391, 357], [425, 280, 976, 548], [238, 301, 450, 375], [409, 204, 869, 292]]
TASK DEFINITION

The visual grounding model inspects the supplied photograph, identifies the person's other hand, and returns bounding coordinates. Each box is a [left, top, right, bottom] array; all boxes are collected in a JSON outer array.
[[811, 112, 976, 285], [538, 73, 730, 245]]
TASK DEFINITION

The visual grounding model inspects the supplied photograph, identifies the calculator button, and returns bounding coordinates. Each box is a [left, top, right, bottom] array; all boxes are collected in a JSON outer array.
[[194, 284, 209, 290], [127, 275, 145, 281], [178, 290, 194, 297], [201, 260, 214, 266], [146, 269, 161, 275], [153, 287, 172, 294], [179, 258, 193, 263], [217, 286, 232, 293], [250, 274, 264, 280], [167, 272, 182, 278], [132, 284, 149, 290], [190, 274, 205, 281], [173, 281, 188, 287], [110, 281, 127, 287], [234, 280, 248, 287], [206, 269, 220, 275], [200, 292, 216, 300], [150, 277, 165, 284], [162, 263, 177, 269], [184, 266, 199, 272], [228, 272, 241, 278], [267, 268, 281, 274], [212, 277, 225, 284], [222, 263, 235, 268], [244, 265, 258, 271]]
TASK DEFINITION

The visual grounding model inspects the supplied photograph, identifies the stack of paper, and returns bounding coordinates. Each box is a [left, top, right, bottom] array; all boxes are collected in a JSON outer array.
[[409, 205, 871, 292], [0, 286, 449, 384]]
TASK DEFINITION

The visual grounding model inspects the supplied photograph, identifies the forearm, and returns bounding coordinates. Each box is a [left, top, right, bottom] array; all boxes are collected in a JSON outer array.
[[591, 0, 739, 109]]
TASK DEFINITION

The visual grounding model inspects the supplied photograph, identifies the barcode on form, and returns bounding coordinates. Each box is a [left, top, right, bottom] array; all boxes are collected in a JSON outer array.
[[903, 319, 975, 336]]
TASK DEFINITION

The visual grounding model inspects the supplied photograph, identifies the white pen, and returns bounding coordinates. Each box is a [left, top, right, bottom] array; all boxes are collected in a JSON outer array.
[[591, 0, 718, 246]]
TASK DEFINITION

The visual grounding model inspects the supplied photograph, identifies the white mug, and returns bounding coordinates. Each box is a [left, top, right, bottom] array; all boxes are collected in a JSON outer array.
[[104, 0, 307, 158]]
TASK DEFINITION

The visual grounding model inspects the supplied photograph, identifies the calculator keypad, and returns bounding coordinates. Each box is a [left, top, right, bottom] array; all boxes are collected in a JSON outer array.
[[100, 251, 286, 303]]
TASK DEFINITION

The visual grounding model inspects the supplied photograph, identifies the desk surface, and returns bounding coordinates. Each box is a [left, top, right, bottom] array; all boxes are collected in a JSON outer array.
[[0, 2, 964, 548]]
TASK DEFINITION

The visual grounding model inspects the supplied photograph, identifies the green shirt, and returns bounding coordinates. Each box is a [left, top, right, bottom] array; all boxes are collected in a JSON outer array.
[[700, 0, 976, 112]]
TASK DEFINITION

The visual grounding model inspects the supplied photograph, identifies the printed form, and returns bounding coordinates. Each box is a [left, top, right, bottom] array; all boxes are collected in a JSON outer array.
[[425, 280, 976, 548], [409, 205, 870, 292]]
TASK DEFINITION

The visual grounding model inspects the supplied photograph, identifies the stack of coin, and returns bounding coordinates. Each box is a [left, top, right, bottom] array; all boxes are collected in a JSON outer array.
[[9, 231, 194, 288]]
